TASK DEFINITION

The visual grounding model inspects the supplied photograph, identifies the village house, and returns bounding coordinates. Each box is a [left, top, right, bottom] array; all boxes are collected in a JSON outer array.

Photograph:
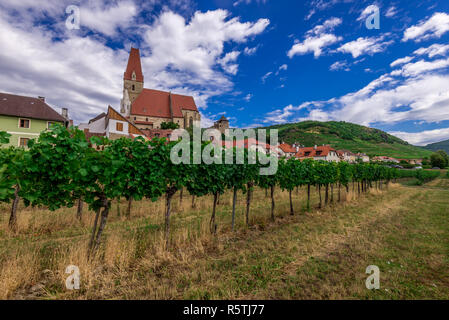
[[372, 156, 399, 163], [397, 158, 423, 165], [337, 150, 357, 163], [78, 106, 148, 146], [295, 145, 340, 162], [355, 153, 370, 163], [278, 142, 297, 158], [0, 92, 70, 148], [120, 48, 201, 130], [221, 138, 280, 157]]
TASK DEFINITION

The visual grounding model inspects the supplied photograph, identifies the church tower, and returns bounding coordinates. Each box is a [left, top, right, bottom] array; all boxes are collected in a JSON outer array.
[[123, 48, 144, 104]]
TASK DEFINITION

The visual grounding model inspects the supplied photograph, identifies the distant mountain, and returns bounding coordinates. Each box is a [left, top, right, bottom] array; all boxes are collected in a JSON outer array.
[[261, 121, 433, 159], [424, 139, 449, 154]]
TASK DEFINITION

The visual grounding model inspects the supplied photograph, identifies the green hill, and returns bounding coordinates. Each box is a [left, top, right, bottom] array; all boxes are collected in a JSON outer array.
[[424, 139, 449, 154], [262, 121, 432, 159]]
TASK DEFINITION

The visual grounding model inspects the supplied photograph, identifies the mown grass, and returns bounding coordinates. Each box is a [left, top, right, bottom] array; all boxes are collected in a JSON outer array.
[[0, 179, 448, 300]]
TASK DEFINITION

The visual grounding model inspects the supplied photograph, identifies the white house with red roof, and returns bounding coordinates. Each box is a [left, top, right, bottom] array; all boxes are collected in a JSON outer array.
[[295, 145, 340, 162], [120, 48, 201, 130], [278, 143, 297, 158], [78, 106, 148, 145]]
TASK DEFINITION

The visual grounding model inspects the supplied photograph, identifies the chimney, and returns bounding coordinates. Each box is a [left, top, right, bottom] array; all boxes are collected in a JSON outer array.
[[38, 96, 45, 102], [314, 145, 317, 150], [62, 108, 68, 119]]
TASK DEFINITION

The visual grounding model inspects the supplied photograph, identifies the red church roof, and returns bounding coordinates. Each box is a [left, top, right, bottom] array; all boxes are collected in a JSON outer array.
[[131, 89, 198, 119], [124, 48, 144, 82]]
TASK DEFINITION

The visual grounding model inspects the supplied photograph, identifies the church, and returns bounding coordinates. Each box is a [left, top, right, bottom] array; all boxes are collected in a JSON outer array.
[[119, 48, 201, 130]]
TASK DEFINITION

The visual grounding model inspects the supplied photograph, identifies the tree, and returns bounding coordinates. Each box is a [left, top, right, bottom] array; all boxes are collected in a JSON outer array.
[[161, 122, 180, 130], [435, 150, 449, 168], [430, 152, 446, 169]]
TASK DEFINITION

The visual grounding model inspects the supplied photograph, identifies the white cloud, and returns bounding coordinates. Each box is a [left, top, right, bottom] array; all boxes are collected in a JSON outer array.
[[385, 6, 398, 18], [244, 46, 259, 55], [142, 10, 269, 85], [390, 56, 413, 67], [414, 44, 449, 58], [264, 104, 307, 124], [244, 93, 253, 102], [288, 17, 342, 58], [337, 35, 393, 58], [403, 12, 449, 42], [357, 5, 379, 22], [233, 0, 267, 6], [275, 64, 288, 75], [330, 60, 349, 71], [218, 51, 241, 75], [263, 51, 449, 144], [305, 0, 342, 20], [261, 71, 273, 83], [398, 58, 449, 77], [0, 5, 269, 123], [79, 1, 138, 36], [390, 128, 449, 146]]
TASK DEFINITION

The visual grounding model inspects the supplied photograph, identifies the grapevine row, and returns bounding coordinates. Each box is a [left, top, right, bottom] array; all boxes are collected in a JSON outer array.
[[0, 126, 400, 253]]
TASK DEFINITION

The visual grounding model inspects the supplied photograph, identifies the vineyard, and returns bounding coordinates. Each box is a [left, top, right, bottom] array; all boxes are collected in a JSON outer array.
[[0, 126, 447, 299]]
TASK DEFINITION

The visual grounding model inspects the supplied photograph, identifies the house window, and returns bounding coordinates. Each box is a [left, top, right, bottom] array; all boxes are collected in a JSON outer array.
[[19, 138, 30, 147], [316, 151, 322, 156], [116, 122, 124, 132], [305, 151, 311, 156], [19, 118, 30, 128], [47, 122, 56, 129]]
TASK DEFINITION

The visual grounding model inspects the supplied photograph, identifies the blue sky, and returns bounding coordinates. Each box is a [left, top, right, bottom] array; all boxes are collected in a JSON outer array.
[[0, 0, 449, 145]]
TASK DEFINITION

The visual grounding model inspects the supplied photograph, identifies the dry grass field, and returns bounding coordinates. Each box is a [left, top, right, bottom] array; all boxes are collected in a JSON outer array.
[[0, 179, 448, 300]]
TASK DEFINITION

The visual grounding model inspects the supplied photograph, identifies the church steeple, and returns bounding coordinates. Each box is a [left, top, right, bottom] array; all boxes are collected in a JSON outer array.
[[123, 48, 144, 103]]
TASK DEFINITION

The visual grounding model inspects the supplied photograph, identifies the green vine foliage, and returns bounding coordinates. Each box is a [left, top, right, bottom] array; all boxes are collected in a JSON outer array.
[[0, 127, 400, 248]]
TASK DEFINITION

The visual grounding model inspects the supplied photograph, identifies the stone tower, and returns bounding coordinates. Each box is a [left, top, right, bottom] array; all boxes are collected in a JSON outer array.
[[123, 48, 144, 104], [213, 115, 230, 134]]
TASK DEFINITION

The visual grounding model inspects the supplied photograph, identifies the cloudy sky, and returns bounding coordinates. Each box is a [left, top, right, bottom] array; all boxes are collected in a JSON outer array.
[[0, 0, 449, 146]]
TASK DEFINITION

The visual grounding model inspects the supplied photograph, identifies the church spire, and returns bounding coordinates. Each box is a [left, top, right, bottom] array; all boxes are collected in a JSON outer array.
[[123, 47, 144, 103], [124, 48, 144, 82]]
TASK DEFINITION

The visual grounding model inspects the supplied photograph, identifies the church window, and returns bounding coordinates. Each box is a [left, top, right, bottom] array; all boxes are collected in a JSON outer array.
[[189, 117, 193, 128], [132, 85, 135, 91]]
